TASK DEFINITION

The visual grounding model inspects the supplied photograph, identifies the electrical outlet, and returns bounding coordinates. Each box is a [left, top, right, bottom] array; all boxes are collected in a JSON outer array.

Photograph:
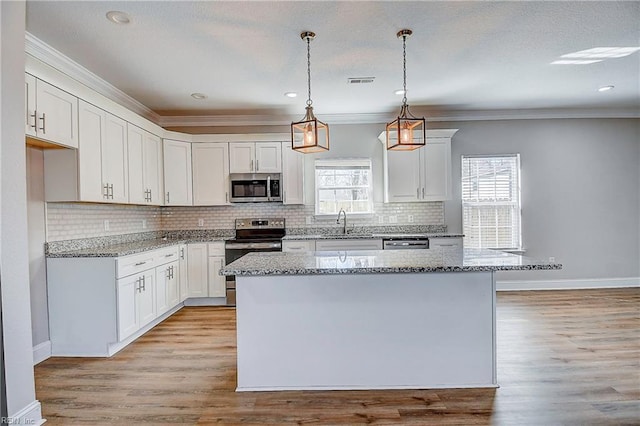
[[378, 215, 384, 224], [142, 219, 147, 229], [549, 257, 555, 263], [389, 215, 398, 223], [408, 215, 414, 223], [103, 220, 110, 231], [198, 218, 204, 227]]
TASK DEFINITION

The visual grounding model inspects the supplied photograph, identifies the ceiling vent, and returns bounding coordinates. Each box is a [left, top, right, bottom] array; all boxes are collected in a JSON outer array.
[[348, 77, 375, 84]]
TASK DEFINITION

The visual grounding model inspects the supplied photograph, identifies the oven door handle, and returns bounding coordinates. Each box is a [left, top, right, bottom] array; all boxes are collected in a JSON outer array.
[[225, 242, 282, 250]]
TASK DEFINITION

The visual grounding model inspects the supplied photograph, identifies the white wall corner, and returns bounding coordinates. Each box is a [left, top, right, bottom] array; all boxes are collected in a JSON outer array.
[[32, 340, 52, 365], [10, 400, 45, 425], [497, 277, 640, 291]]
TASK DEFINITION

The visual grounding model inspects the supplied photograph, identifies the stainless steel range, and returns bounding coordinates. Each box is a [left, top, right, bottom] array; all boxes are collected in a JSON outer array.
[[224, 218, 285, 306]]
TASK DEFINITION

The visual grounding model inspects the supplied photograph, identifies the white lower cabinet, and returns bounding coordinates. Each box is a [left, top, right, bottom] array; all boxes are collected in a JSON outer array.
[[186, 243, 208, 297], [178, 244, 188, 302], [283, 240, 316, 252], [315, 239, 383, 251], [47, 245, 184, 357], [208, 242, 226, 298], [429, 237, 463, 250]]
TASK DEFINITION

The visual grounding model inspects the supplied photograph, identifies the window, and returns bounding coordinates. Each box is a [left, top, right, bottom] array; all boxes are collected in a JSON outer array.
[[315, 159, 373, 215], [461, 154, 522, 249]]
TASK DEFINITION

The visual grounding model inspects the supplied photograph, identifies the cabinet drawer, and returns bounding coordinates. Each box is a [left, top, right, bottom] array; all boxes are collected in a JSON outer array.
[[283, 240, 316, 252], [208, 242, 225, 256], [429, 237, 463, 249], [155, 246, 180, 266], [117, 251, 156, 279], [315, 239, 382, 251]]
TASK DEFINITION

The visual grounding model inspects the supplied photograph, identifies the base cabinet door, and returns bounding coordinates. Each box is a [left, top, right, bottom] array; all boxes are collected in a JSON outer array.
[[137, 271, 156, 328], [167, 261, 180, 308], [187, 244, 208, 297], [155, 266, 169, 316], [117, 274, 139, 341], [178, 245, 188, 302], [207, 256, 226, 297]]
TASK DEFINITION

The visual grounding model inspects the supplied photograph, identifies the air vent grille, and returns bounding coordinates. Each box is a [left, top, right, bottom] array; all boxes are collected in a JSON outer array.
[[348, 77, 375, 84]]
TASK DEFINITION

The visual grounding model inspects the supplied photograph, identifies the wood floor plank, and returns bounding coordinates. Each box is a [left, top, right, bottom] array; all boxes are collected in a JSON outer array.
[[35, 289, 640, 425]]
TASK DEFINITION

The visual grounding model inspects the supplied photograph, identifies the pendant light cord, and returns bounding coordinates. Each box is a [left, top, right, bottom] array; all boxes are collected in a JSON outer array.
[[402, 34, 408, 107], [306, 35, 313, 107]]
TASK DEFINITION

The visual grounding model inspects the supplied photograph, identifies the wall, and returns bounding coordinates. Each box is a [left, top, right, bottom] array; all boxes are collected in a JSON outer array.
[[442, 118, 640, 282], [0, 0, 42, 422], [26, 147, 48, 348]]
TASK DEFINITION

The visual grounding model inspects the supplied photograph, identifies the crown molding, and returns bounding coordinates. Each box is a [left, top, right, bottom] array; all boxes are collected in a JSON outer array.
[[25, 32, 160, 124], [25, 33, 638, 129]]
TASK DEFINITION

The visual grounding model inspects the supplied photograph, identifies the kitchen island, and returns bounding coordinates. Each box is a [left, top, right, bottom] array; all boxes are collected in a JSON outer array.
[[220, 248, 561, 391]]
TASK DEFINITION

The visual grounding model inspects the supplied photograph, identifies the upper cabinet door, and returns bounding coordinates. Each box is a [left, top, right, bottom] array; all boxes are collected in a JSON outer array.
[[143, 132, 163, 206], [386, 149, 422, 202], [35, 79, 79, 148], [192, 143, 229, 206], [127, 124, 146, 204], [255, 142, 282, 173], [281, 142, 305, 205], [25, 73, 37, 137], [229, 142, 255, 173], [78, 100, 106, 202], [102, 114, 129, 203], [163, 139, 193, 206], [421, 138, 451, 201]]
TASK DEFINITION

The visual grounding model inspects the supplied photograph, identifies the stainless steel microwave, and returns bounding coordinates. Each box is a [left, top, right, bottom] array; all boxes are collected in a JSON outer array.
[[229, 173, 282, 203]]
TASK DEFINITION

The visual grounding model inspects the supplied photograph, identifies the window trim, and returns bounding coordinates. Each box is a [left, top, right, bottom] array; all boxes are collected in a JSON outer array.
[[314, 158, 374, 217]]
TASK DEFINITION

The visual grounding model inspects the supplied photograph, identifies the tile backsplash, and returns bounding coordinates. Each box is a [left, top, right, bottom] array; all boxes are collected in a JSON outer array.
[[46, 201, 444, 241]]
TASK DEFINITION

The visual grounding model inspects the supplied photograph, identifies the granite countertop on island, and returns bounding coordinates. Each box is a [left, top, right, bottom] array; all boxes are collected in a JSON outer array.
[[220, 248, 561, 276], [282, 232, 464, 240]]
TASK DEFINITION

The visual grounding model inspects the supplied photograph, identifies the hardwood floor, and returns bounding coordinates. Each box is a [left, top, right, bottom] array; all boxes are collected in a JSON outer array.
[[35, 288, 640, 425]]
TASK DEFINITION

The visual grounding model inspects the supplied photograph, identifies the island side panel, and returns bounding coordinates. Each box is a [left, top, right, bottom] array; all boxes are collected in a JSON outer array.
[[236, 271, 496, 391]]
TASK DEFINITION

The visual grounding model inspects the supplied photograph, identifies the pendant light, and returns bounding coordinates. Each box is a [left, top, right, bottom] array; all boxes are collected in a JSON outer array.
[[291, 31, 329, 153], [386, 29, 426, 151]]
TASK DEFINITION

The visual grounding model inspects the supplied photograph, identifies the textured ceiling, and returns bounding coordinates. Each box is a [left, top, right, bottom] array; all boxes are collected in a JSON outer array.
[[26, 1, 640, 120]]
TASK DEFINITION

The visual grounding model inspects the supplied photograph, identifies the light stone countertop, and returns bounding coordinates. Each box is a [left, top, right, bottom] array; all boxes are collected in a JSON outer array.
[[282, 233, 464, 240], [220, 248, 562, 276]]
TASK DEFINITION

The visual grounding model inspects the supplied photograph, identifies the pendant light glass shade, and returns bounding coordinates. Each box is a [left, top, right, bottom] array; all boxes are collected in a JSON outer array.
[[386, 29, 426, 151], [291, 31, 329, 153]]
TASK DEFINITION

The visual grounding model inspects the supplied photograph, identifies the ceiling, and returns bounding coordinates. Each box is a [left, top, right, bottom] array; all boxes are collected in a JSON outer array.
[[25, 1, 640, 125]]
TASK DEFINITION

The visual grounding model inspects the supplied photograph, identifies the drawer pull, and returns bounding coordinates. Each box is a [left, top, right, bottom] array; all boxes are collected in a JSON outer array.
[[165, 253, 175, 257], [134, 261, 147, 266]]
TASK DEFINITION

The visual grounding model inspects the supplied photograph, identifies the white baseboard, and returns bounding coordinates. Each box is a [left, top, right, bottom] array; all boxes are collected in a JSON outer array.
[[497, 277, 640, 291], [183, 297, 227, 306], [33, 340, 52, 365], [10, 400, 45, 425]]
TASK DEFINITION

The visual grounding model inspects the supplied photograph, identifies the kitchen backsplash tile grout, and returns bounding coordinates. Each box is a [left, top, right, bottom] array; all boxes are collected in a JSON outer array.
[[45, 201, 445, 243]]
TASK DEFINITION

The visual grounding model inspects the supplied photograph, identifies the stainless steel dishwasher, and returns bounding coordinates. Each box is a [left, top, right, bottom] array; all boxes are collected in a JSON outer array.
[[382, 238, 430, 250]]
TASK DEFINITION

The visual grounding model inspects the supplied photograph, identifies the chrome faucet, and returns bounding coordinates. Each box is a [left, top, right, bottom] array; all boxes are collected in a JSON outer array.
[[336, 208, 347, 234]]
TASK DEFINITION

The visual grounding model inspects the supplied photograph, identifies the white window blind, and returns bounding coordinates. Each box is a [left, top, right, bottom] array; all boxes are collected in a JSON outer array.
[[461, 155, 522, 249], [315, 159, 373, 215]]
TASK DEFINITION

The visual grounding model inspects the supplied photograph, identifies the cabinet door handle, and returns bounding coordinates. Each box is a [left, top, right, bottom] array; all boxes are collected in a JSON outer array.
[[135, 277, 140, 293], [141, 275, 146, 291], [171, 266, 175, 279], [166, 192, 170, 204], [417, 188, 420, 199], [148, 190, 152, 203], [109, 184, 114, 199], [250, 159, 254, 172], [103, 183, 110, 199], [422, 188, 425, 199], [256, 159, 259, 171], [39, 112, 46, 133], [180, 248, 185, 259], [225, 192, 228, 203], [29, 110, 37, 129]]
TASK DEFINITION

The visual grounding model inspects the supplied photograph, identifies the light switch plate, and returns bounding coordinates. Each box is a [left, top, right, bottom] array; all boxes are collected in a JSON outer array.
[[103, 220, 110, 231], [198, 218, 204, 227]]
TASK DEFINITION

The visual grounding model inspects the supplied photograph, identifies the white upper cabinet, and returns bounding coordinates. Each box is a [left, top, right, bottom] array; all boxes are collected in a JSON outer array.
[[77, 100, 106, 202], [25, 74, 79, 148], [382, 130, 457, 202], [128, 124, 163, 205], [192, 143, 229, 206], [281, 142, 305, 205], [102, 113, 129, 203], [163, 139, 193, 206], [229, 142, 281, 173]]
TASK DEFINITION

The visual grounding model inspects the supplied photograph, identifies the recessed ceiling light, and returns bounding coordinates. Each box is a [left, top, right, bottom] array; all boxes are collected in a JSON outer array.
[[284, 92, 298, 98], [394, 89, 406, 95], [106, 11, 130, 25], [191, 93, 207, 100], [598, 85, 615, 92]]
